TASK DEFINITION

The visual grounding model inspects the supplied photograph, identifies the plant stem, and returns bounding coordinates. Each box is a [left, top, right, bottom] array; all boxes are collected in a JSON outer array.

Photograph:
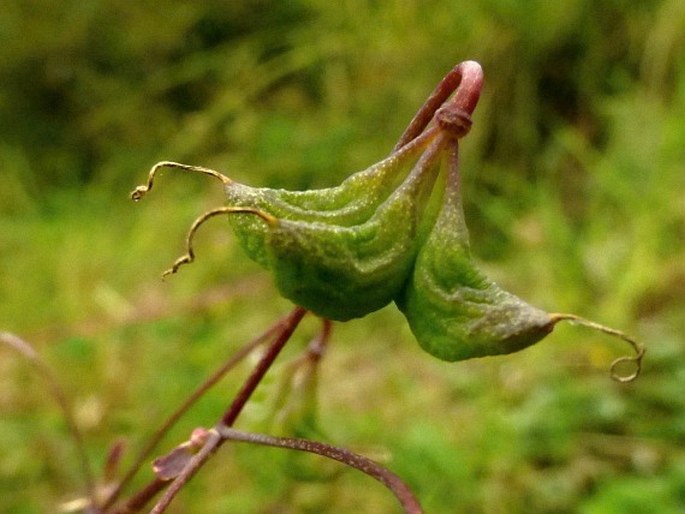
[[222, 307, 307, 426], [218, 426, 423, 514], [148, 429, 222, 514], [394, 60, 483, 151], [146, 307, 307, 513], [101, 310, 298, 510]]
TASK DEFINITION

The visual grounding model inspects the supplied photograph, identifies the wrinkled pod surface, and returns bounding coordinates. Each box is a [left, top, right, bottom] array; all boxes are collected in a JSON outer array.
[[396, 130, 644, 381]]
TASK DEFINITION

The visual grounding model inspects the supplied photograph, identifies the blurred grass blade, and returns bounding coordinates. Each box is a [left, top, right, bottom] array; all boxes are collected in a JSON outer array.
[[0, 332, 96, 506]]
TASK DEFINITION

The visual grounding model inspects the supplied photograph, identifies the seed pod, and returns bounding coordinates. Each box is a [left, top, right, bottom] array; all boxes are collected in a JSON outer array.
[[224, 128, 437, 267], [260, 135, 447, 320], [130, 62, 483, 321], [396, 143, 553, 359], [132, 128, 446, 321], [396, 142, 644, 381]]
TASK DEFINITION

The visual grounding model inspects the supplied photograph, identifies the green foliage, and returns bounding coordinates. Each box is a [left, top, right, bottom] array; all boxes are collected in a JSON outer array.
[[1, 0, 684, 512]]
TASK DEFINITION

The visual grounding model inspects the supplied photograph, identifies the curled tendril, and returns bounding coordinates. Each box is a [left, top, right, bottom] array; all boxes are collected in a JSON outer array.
[[549, 313, 646, 383], [131, 161, 231, 202], [162, 206, 277, 278], [610, 351, 645, 383]]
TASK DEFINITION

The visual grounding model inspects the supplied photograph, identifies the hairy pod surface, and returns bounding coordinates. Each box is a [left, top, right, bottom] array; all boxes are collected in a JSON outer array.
[[238, 135, 447, 321], [224, 129, 437, 267], [396, 144, 555, 361]]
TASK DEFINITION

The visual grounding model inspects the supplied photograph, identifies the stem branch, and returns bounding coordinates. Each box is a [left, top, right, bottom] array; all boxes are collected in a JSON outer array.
[[145, 307, 307, 513], [218, 426, 423, 514]]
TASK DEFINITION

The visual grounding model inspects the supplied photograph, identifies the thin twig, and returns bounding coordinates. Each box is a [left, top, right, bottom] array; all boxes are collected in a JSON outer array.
[[101, 310, 298, 510], [148, 307, 308, 513], [266, 317, 332, 432], [147, 429, 223, 514], [218, 426, 423, 514], [222, 307, 308, 426]]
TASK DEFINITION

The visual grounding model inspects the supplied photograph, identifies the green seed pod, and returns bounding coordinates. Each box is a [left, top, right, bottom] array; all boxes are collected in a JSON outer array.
[[259, 136, 446, 320], [130, 61, 483, 321], [133, 130, 446, 321], [396, 143, 555, 360], [131, 59, 643, 380], [397, 143, 645, 381], [224, 128, 436, 267]]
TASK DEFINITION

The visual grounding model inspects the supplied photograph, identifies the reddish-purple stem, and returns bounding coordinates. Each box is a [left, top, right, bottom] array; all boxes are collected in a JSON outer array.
[[112, 307, 307, 513], [102, 310, 297, 510], [218, 426, 423, 514], [394, 60, 483, 151], [222, 307, 307, 426], [148, 308, 307, 513]]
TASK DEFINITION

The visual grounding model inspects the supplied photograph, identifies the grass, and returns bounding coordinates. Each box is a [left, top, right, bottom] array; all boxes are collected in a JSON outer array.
[[1, 1, 684, 512]]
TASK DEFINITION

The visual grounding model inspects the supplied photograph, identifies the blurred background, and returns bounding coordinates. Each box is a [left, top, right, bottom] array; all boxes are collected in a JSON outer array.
[[1, 0, 684, 512]]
